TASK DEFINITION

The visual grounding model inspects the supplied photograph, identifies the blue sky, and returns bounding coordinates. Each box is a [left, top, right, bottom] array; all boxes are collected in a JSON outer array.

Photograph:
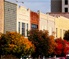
[[6, 0, 51, 13]]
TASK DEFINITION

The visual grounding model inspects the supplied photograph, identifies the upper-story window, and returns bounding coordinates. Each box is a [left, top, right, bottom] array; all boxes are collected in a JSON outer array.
[[65, 0, 68, 5], [65, 8, 68, 12], [31, 24, 38, 29]]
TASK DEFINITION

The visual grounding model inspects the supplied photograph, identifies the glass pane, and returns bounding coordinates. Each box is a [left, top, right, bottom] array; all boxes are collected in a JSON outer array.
[[18, 22, 20, 33], [31, 24, 38, 29], [22, 23, 25, 36]]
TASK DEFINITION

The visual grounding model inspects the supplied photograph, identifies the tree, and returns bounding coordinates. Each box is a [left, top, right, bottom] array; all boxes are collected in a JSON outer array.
[[48, 35, 56, 55], [64, 30, 69, 41], [64, 40, 69, 55], [0, 32, 35, 58], [28, 29, 56, 58], [54, 38, 66, 57]]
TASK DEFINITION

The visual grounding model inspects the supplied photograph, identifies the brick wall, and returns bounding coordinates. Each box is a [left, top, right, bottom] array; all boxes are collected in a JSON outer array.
[[4, 1, 17, 33], [30, 11, 39, 29], [0, 0, 4, 33]]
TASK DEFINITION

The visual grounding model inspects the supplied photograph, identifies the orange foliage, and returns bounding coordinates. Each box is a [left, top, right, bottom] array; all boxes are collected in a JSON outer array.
[[22, 38, 35, 50], [48, 35, 57, 54], [5, 32, 35, 53], [0, 32, 35, 57]]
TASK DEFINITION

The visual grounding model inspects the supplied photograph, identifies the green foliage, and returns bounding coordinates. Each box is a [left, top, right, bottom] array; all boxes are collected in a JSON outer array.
[[0, 32, 35, 58], [64, 30, 69, 41], [28, 29, 56, 57]]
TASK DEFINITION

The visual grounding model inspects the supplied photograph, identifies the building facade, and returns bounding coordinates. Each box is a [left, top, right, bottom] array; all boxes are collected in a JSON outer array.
[[51, 0, 62, 12], [51, 0, 69, 12], [17, 6, 30, 37], [38, 11, 47, 31], [1, 0, 69, 39], [47, 14, 55, 35], [30, 11, 39, 30], [4, 1, 17, 33], [62, 0, 69, 12], [4, 1, 30, 37], [55, 16, 69, 38], [39, 11, 55, 35], [0, 0, 4, 33], [49, 13, 69, 38]]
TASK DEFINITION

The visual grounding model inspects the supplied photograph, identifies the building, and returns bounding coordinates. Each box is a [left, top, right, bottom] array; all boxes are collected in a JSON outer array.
[[38, 11, 47, 31], [0, 0, 17, 33], [62, 0, 69, 12], [30, 11, 39, 29], [51, 0, 62, 12], [4, 1, 17, 33], [1, 0, 69, 39], [0, 0, 4, 33], [39, 11, 55, 35], [17, 6, 30, 37], [51, 0, 69, 12], [48, 13, 69, 38], [1, 1, 30, 37]]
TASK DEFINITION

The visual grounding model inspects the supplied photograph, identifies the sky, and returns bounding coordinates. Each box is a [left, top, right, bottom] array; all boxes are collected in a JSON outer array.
[[6, 0, 51, 13]]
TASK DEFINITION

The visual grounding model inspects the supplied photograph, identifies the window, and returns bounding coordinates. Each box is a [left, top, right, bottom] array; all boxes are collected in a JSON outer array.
[[65, 0, 68, 5], [18, 22, 20, 33], [63, 30, 66, 36], [56, 28, 58, 37], [27, 23, 28, 37], [31, 24, 38, 29], [49, 27, 52, 35], [60, 29, 62, 38], [65, 8, 68, 12], [22, 23, 25, 36]]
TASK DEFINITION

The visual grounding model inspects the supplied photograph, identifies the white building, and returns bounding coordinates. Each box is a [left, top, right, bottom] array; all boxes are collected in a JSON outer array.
[[4, 1, 30, 37], [17, 6, 30, 37], [38, 11, 55, 35]]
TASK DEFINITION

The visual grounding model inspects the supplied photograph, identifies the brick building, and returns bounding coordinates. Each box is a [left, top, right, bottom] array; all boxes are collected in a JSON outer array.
[[4, 1, 30, 37], [4, 1, 17, 33], [0, 0, 4, 33], [30, 11, 39, 29]]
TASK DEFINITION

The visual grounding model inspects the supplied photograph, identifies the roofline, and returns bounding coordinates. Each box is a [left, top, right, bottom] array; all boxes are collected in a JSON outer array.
[[46, 12, 69, 14], [5, 1, 17, 5]]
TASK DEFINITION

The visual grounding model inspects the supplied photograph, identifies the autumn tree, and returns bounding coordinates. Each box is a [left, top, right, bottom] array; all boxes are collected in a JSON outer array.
[[0, 32, 35, 58], [48, 35, 56, 56], [54, 38, 66, 57], [63, 40, 69, 55], [28, 29, 56, 58], [64, 30, 69, 41]]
